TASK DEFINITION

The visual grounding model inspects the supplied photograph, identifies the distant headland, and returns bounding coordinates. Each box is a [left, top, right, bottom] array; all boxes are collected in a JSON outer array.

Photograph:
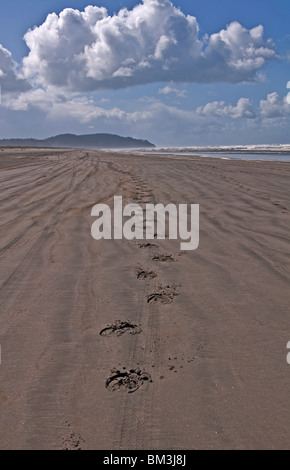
[[0, 133, 155, 149]]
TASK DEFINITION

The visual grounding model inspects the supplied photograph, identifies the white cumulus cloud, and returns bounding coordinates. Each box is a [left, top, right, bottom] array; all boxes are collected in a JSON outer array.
[[0, 44, 31, 93], [158, 83, 186, 97], [197, 97, 256, 119], [259, 92, 290, 117], [22, 0, 277, 91]]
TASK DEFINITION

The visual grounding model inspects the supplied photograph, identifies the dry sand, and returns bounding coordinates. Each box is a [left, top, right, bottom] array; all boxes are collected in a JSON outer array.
[[0, 147, 290, 450]]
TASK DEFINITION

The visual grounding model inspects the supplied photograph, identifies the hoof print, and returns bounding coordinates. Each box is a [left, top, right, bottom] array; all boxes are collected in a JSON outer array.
[[136, 268, 157, 280], [147, 285, 179, 304], [106, 368, 152, 393], [152, 254, 174, 262], [139, 243, 159, 249], [100, 320, 142, 337]]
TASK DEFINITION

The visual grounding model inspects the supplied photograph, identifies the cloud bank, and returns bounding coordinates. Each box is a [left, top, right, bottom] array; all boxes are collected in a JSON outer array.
[[2, 88, 290, 145], [6, 87, 287, 127], [22, 0, 277, 91]]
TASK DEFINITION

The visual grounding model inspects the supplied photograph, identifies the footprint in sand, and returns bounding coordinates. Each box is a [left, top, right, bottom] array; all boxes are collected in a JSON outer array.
[[152, 254, 175, 262], [147, 285, 179, 304], [60, 427, 85, 450], [100, 320, 142, 337], [106, 367, 152, 393], [139, 243, 159, 249], [136, 268, 157, 280]]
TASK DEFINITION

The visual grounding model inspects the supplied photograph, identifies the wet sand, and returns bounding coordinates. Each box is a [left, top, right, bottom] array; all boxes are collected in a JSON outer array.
[[0, 147, 290, 449]]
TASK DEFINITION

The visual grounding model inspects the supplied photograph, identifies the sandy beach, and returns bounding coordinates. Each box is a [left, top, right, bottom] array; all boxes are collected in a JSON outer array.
[[0, 147, 290, 450]]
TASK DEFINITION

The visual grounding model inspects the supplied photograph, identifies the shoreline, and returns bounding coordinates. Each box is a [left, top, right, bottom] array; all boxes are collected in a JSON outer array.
[[1, 146, 290, 162]]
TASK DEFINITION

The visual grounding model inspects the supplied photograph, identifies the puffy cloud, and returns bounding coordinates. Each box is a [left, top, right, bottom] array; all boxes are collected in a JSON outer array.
[[4, 88, 61, 112], [158, 83, 186, 97], [22, 0, 277, 91], [200, 23, 277, 83], [197, 97, 256, 119], [259, 92, 290, 117], [0, 44, 31, 93]]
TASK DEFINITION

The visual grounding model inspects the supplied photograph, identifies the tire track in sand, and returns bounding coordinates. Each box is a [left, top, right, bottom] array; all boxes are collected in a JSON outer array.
[[0, 162, 80, 315]]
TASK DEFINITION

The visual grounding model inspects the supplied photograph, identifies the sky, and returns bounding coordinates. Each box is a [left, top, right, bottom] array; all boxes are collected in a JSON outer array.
[[0, 0, 289, 146]]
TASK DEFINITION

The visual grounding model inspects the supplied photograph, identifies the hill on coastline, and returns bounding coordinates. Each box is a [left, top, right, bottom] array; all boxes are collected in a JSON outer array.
[[0, 133, 155, 149]]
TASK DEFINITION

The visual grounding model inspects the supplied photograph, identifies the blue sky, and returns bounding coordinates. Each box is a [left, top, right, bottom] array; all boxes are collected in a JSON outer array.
[[0, 0, 289, 145]]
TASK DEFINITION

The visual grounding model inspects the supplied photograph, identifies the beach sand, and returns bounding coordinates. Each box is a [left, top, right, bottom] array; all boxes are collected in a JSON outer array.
[[0, 148, 290, 449]]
